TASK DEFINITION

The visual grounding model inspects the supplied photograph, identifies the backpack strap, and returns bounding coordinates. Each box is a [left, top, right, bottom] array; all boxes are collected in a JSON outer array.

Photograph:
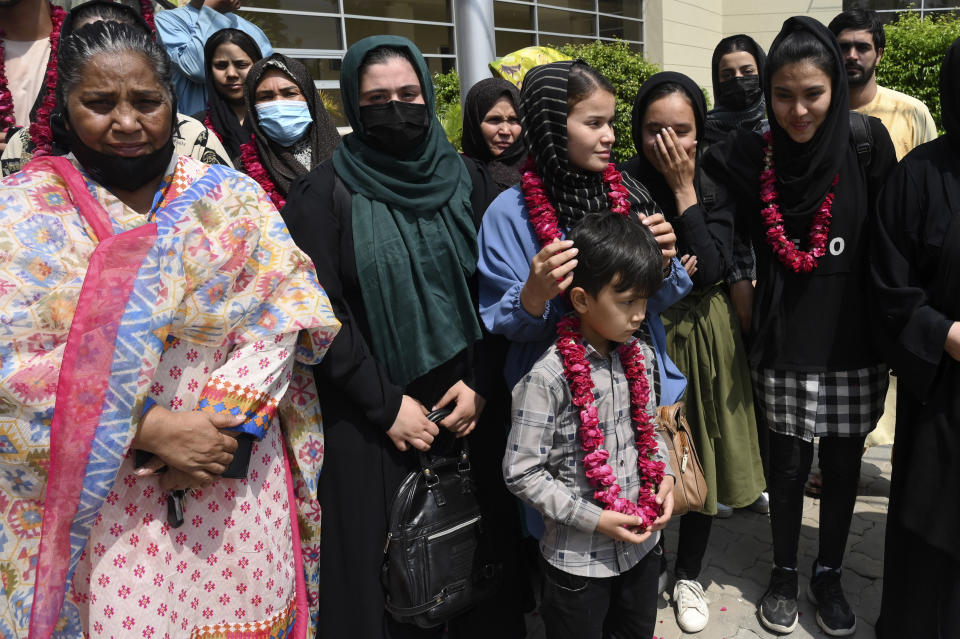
[[849, 111, 873, 168]]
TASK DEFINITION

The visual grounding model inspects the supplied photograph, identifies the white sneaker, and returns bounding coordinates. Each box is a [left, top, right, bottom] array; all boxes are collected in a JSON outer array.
[[673, 579, 709, 633], [715, 502, 733, 519], [748, 492, 770, 514]]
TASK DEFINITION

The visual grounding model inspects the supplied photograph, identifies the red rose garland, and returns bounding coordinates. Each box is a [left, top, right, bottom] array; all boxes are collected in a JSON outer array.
[[556, 315, 665, 527], [203, 112, 224, 143], [520, 155, 665, 527], [139, 0, 156, 33], [759, 131, 838, 273], [0, 2, 65, 146], [240, 137, 285, 209], [26, 2, 66, 158]]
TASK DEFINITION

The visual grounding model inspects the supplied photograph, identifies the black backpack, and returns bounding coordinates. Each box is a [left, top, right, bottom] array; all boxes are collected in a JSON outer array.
[[381, 409, 500, 628]]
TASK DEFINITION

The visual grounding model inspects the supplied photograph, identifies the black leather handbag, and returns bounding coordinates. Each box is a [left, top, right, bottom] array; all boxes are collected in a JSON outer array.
[[381, 409, 500, 628]]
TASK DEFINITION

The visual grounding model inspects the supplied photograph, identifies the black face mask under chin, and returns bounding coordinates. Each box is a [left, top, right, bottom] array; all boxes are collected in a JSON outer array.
[[717, 75, 763, 111], [359, 101, 430, 156], [67, 124, 176, 192]]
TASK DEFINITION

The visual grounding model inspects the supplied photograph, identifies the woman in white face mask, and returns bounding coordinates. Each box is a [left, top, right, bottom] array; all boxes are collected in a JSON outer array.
[[239, 52, 340, 208]]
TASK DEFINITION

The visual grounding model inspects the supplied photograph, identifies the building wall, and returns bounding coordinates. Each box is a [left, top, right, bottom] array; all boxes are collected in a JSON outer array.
[[645, 0, 843, 98]]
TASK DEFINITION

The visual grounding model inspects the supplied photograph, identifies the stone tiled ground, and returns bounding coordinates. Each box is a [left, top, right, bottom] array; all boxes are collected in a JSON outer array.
[[525, 444, 892, 638]]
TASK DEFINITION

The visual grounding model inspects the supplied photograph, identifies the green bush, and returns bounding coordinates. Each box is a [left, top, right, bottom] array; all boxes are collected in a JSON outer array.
[[878, 11, 960, 134], [432, 41, 662, 159]]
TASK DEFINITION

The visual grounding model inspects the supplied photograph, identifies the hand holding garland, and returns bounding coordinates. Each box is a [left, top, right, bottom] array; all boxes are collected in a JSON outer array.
[[520, 239, 578, 317]]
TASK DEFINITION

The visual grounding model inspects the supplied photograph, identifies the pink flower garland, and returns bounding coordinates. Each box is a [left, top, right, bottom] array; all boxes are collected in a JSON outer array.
[[0, 2, 64, 145], [556, 315, 665, 527], [26, 2, 66, 158], [520, 156, 631, 250], [240, 137, 285, 209], [521, 155, 665, 527], [139, 0, 156, 33], [203, 111, 224, 143], [760, 131, 838, 274]]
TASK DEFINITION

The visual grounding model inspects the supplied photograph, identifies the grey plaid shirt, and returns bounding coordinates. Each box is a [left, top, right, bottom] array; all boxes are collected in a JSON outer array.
[[503, 336, 673, 578]]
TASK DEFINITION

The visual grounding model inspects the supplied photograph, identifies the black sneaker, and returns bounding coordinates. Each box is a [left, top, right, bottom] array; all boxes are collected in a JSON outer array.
[[758, 567, 799, 634], [807, 562, 856, 636]]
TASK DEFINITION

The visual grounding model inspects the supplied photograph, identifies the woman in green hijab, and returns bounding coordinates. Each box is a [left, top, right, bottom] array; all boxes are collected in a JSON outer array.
[[281, 36, 484, 638]]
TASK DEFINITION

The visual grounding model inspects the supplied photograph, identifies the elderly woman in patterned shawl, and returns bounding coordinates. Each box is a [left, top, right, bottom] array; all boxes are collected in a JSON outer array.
[[0, 21, 339, 638]]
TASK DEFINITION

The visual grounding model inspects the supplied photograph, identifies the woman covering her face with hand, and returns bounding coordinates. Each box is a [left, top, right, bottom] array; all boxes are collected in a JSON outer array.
[[198, 27, 262, 164], [0, 21, 338, 638], [280, 35, 486, 639], [619, 72, 766, 635], [240, 52, 340, 207], [702, 17, 896, 636]]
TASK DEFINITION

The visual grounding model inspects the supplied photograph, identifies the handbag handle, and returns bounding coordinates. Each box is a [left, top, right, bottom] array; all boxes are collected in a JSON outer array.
[[418, 408, 473, 502]]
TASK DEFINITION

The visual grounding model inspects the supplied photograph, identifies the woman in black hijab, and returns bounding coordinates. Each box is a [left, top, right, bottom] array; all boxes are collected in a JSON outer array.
[[460, 77, 527, 220], [871, 37, 960, 639], [702, 17, 896, 636], [705, 34, 767, 144], [198, 28, 262, 164], [620, 72, 765, 635], [240, 53, 340, 207]]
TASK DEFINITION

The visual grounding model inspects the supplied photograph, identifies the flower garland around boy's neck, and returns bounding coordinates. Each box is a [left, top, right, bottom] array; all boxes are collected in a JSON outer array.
[[240, 136, 285, 209], [0, 2, 156, 155], [760, 131, 838, 274], [521, 154, 665, 527]]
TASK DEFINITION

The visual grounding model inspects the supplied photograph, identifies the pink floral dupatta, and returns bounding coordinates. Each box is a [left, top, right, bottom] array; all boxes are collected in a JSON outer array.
[[24, 156, 160, 639]]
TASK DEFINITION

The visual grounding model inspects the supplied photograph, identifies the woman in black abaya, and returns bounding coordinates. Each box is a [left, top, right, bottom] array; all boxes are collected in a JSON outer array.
[[871, 37, 960, 639]]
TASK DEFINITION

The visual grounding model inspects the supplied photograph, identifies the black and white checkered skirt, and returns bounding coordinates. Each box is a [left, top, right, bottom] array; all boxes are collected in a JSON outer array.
[[751, 364, 888, 441]]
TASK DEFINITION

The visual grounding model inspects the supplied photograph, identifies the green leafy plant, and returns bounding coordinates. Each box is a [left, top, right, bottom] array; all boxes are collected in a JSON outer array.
[[433, 68, 463, 150], [878, 11, 960, 134]]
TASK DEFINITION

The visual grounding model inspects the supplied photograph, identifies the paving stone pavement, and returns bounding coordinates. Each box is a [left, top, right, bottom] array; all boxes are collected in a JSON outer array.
[[524, 444, 891, 639]]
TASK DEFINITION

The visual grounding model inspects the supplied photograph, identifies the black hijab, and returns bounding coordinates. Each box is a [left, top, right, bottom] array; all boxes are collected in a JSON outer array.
[[461, 78, 526, 189], [202, 28, 262, 162], [243, 53, 340, 197], [624, 71, 707, 221], [706, 35, 767, 143], [765, 16, 850, 221], [940, 36, 960, 146]]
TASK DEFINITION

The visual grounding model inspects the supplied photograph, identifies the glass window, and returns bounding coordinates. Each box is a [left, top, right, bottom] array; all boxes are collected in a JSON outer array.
[[842, 0, 919, 9], [921, 0, 960, 8], [538, 32, 597, 48], [345, 19, 454, 54], [494, 2, 534, 30], [343, 0, 452, 22], [238, 11, 342, 50], [495, 29, 535, 56], [598, 0, 642, 19], [539, 0, 596, 11], [538, 7, 596, 36], [293, 58, 344, 82], [241, 0, 339, 12], [598, 16, 641, 41]]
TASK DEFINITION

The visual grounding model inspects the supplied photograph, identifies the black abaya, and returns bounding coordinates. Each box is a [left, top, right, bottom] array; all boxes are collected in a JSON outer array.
[[282, 162, 462, 639], [871, 135, 960, 638]]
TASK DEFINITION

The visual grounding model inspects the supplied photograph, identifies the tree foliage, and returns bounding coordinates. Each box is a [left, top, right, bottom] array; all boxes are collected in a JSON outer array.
[[878, 11, 960, 134]]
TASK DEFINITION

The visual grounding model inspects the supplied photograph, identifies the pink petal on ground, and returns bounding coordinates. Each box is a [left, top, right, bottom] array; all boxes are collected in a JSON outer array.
[[720, 606, 727, 611]]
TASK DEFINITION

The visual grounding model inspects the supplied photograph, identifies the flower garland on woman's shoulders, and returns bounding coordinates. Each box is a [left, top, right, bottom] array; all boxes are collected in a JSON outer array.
[[520, 155, 666, 528], [759, 131, 838, 274], [0, 1, 156, 156], [240, 136, 285, 209]]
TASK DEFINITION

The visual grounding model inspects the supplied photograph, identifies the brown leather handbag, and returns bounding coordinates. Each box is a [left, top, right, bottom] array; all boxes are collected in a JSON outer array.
[[656, 402, 708, 516]]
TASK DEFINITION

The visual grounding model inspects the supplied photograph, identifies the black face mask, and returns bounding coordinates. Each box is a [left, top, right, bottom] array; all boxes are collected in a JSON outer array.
[[717, 75, 762, 111], [359, 100, 430, 156], [67, 122, 176, 192]]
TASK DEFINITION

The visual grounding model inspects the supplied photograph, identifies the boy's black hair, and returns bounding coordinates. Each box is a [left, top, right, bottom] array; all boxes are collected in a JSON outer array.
[[828, 9, 885, 51], [567, 213, 663, 299]]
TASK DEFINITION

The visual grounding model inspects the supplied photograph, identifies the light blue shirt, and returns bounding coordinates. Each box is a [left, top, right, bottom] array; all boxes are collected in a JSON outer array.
[[155, 5, 274, 116]]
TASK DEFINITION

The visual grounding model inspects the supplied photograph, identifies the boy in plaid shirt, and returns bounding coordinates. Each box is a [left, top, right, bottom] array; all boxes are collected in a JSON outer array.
[[504, 214, 676, 638]]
